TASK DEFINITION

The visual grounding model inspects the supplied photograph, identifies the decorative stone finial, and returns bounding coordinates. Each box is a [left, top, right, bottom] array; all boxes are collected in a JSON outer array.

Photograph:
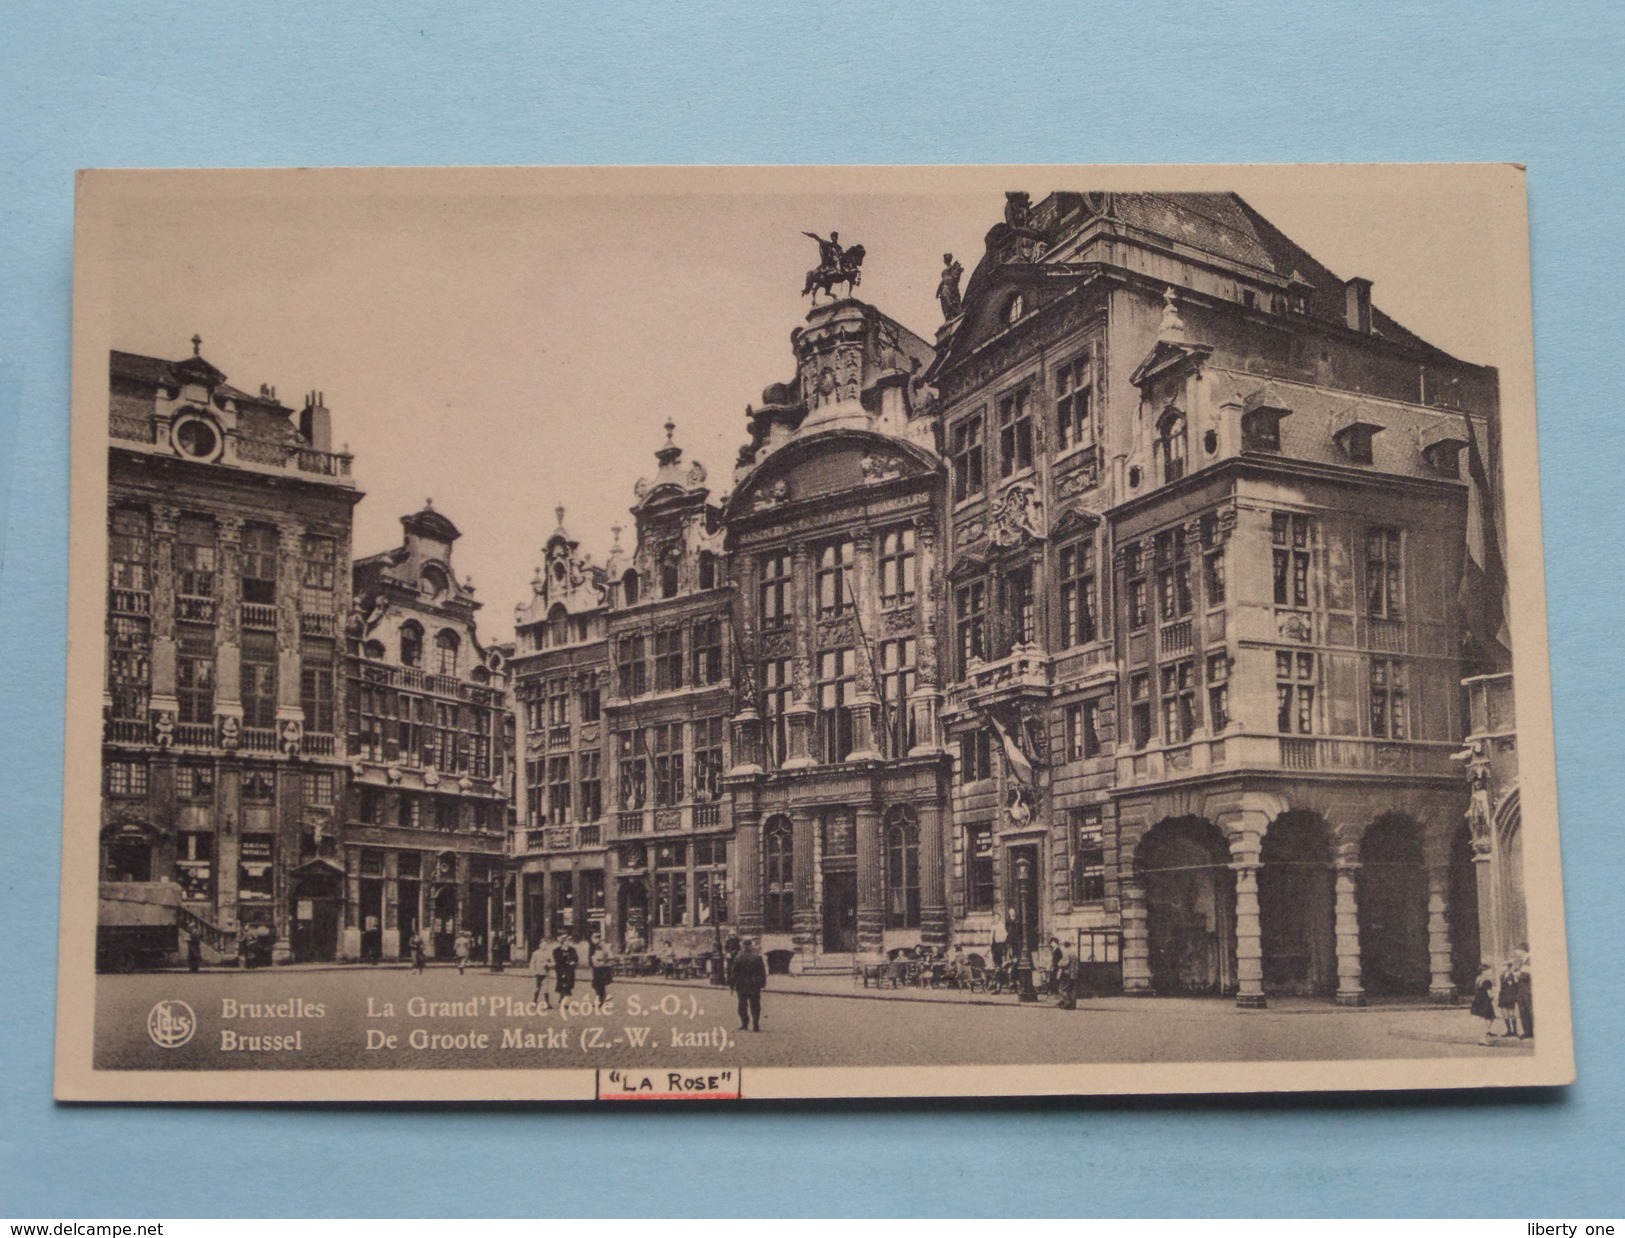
[[610, 524, 623, 549], [424, 497, 434, 509], [555, 504, 566, 529], [655, 420, 683, 466], [1158, 286, 1187, 343], [191, 334, 202, 356]]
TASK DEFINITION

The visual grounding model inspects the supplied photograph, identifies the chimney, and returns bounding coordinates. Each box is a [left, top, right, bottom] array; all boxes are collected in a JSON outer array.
[[300, 391, 332, 451], [1344, 277, 1373, 334]]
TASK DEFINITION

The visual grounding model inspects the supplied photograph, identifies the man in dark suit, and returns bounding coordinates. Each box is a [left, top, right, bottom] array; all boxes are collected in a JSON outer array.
[[730, 938, 768, 1033], [552, 934, 579, 1002]]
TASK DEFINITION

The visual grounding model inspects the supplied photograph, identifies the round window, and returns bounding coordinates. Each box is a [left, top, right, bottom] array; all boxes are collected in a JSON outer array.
[[172, 415, 221, 461]]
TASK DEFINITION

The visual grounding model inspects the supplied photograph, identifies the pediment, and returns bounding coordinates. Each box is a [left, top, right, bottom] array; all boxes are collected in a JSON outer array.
[[1130, 339, 1213, 389], [725, 429, 938, 522]]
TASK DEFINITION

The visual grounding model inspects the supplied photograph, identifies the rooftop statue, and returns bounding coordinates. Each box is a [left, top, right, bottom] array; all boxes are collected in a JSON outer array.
[[801, 230, 866, 303], [936, 252, 964, 319]]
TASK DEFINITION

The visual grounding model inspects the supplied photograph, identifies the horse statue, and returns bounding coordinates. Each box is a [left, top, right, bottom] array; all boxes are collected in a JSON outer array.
[[801, 230, 866, 302]]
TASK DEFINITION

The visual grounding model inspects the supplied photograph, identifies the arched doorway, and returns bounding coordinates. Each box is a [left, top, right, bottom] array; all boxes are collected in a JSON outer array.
[[1137, 817, 1235, 996], [1357, 814, 1429, 996], [1448, 822, 1482, 991], [289, 861, 343, 963], [1259, 812, 1336, 996], [102, 821, 156, 883], [1497, 795, 1526, 956]]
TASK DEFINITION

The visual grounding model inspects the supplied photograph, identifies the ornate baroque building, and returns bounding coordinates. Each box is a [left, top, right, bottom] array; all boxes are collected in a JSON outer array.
[[102, 342, 360, 963], [343, 504, 511, 962]]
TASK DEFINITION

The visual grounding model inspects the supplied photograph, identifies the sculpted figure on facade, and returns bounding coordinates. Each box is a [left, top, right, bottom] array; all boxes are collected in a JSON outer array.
[[987, 482, 1044, 548], [936, 253, 964, 319]]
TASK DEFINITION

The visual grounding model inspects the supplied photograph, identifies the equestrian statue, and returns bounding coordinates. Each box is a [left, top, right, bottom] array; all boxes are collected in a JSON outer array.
[[801, 230, 866, 302]]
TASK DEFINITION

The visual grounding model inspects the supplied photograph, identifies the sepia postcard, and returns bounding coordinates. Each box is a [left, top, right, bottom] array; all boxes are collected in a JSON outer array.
[[56, 164, 1573, 1102]]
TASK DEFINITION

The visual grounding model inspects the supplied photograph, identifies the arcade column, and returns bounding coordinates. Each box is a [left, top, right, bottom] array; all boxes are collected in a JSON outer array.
[[855, 803, 883, 953], [1333, 845, 1367, 1007]]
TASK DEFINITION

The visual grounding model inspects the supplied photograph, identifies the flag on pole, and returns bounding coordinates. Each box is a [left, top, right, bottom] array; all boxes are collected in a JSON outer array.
[[988, 712, 1036, 790], [1458, 413, 1512, 670]]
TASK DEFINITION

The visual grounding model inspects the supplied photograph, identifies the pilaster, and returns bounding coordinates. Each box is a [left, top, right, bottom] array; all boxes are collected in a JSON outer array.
[[1229, 830, 1266, 1008], [854, 803, 883, 952], [1333, 850, 1367, 1006]]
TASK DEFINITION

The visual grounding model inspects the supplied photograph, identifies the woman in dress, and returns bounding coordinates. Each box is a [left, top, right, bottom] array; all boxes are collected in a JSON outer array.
[[1470, 962, 1498, 1044]]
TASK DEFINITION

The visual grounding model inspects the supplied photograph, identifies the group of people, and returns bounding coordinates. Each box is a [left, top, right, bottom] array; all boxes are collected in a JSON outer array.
[[1471, 944, 1535, 1044], [524, 933, 619, 1007]]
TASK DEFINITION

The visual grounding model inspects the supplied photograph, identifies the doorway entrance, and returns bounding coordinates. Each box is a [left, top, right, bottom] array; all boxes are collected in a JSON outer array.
[[823, 868, 857, 952], [289, 864, 342, 962], [359, 878, 384, 962], [431, 885, 459, 959]]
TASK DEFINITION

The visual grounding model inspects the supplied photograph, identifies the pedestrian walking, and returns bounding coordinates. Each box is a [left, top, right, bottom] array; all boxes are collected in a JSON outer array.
[[589, 933, 614, 1003], [552, 935, 578, 1001], [1497, 957, 1521, 1038], [1470, 962, 1499, 1044], [1056, 938, 1079, 1010], [990, 913, 1009, 971], [454, 929, 472, 976], [186, 929, 202, 973], [528, 939, 553, 1009], [730, 938, 767, 1033], [1514, 944, 1534, 1039], [409, 930, 426, 974], [1047, 936, 1063, 996]]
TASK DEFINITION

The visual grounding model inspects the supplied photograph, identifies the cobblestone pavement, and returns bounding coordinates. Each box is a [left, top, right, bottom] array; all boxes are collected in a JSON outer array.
[[91, 964, 1533, 1073]]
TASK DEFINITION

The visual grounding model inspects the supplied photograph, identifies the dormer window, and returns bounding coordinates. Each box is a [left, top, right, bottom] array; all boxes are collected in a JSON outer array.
[[1004, 293, 1025, 325], [1157, 408, 1187, 483], [621, 569, 640, 607], [698, 551, 717, 591], [1423, 438, 1465, 478], [1241, 405, 1290, 453], [1334, 419, 1384, 466], [171, 413, 222, 462], [659, 549, 681, 600], [400, 621, 423, 668]]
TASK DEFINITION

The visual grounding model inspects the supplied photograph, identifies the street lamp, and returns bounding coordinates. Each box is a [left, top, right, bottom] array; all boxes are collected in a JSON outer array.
[[1014, 853, 1038, 1003]]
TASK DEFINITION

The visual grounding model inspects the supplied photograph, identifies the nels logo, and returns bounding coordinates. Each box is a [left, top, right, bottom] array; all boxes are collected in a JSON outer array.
[[146, 999, 197, 1049]]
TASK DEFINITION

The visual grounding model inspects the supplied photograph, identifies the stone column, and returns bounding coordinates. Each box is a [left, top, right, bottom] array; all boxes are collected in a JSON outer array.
[[1120, 878, 1152, 995], [1229, 832, 1266, 1008], [791, 809, 818, 952], [274, 519, 306, 754], [847, 532, 882, 760], [1333, 849, 1367, 1006], [855, 803, 884, 952], [919, 799, 948, 947], [1426, 863, 1457, 1003], [911, 518, 944, 754], [784, 543, 817, 768], [733, 807, 763, 936], [1473, 837, 1499, 972], [214, 516, 244, 722]]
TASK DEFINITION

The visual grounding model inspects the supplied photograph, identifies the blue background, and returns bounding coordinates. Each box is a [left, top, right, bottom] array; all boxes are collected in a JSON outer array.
[[2, 1, 1622, 1217]]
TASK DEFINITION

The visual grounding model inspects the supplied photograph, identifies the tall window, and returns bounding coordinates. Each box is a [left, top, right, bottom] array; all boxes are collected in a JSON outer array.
[[960, 728, 992, 782], [547, 755, 572, 825], [175, 516, 216, 600], [955, 581, 986, 671], [1059, 539, 1097, 647], [617, 730, 646, 810], [1201, 515, 1226, 606], [400, 621, 423, 668], [1065, 699, 1102, 760], [621, 569, 640, 606], [698, 551, 717, 591], [398, 694, 424, 763], [240, 630, 277, 729], [1124, 543, 1148, 631], [299, 534, 336, 612], [998, 564, 1035, 648], [762, 658, 792, 769], [176, 625, 215, 724], [966, 825, 995, 912], [816, 648, 856, 763], [434, 629, 459, 676], [659, 548, 680, 600], [692, 717, 724, 802], [1129, 672, 1151, 749], [695, 837, 727, 925], [241, 524, 278, 605], [1370, 658, 1408, 739], [1056, 353, 1094, 451], [1160, 660, 1196, 744], [997, 386, 1033, 477], [546, 677, 569, 729], [879, 637, 916, 757], [1156, 527, 1193, 622], [651, 722, 685, 807], [524, 760, 543, 824], [691, 618, 723, 685], [1069, 806, 1106, 902], [302, 639, 335, 736], [1157, 410, 1187, 483], [760, 551, 791, 630], [1206, 653, 1231, 731], [1276, 651, 1317, 734], [1272, 513, 1314, 608], [763, 818, 794, 933], [654, 627, 684, 692], [816, 540, 855, 618], [108, 614, 151, 723], [109, 507, 151, 593], [950, 413, 984, 502], [578, 678, 602, 723], [1365, 527, 1404, 619], [172, 763, 213, 799], [884, 806, 921, 928], [617, 633, 647, 697], [653, 842, 688, 927], [878, 526, 916, 607], [433, 700, 462, 771], [302, 771, 335, 808], [575, 751, 601, 822]]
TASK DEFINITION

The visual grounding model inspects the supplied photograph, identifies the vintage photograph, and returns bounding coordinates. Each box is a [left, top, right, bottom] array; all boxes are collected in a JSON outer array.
[[56, 164, 1571, 1101]]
